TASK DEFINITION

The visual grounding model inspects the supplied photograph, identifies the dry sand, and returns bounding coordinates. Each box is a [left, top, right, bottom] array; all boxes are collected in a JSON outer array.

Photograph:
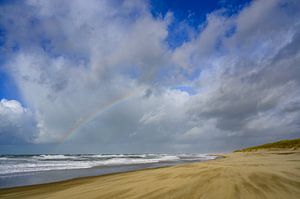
[[1, 150, 300, 199]]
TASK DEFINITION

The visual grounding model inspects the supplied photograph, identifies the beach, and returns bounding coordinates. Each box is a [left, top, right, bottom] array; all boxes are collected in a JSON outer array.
[[1, 150, 299, 199]]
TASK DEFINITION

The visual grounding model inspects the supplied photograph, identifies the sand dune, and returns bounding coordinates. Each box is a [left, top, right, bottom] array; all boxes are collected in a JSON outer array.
[[1, 150, 300, 199]]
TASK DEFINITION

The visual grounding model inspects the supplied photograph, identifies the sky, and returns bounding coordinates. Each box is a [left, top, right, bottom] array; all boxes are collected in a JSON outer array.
[[0, 0, 299, 154]]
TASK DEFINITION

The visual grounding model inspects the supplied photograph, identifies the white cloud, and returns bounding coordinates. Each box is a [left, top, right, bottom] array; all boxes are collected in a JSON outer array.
[[0, 99, 26, 114]]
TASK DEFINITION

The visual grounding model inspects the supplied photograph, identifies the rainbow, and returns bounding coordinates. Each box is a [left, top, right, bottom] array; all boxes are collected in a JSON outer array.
[[60, 91, 136, 143]]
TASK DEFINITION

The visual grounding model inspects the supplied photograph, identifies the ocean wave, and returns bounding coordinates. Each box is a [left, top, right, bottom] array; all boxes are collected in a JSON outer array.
[[0, 154, 216, 175], [95, 155, 180, 166], [88, 154, 148, 159], [0, 162, 94, 175], [32, 155, 78, 160]]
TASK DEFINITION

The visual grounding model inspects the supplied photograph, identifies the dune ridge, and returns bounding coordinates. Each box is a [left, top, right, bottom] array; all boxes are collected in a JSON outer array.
[[234, 138, 300, 152]]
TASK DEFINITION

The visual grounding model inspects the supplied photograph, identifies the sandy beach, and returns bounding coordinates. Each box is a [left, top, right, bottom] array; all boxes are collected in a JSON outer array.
[[1, 150, 299, 199]]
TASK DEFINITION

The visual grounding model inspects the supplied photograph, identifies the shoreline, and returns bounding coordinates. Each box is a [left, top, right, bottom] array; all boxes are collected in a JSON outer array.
[[0, 164, 177, 190], [0, 154, 224, 191], [1, 151, 299, 199], [0, 155, 221, 189]]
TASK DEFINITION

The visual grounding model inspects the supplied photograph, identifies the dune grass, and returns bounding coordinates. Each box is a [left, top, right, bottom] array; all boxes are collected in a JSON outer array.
[[234, 138, 300, 152]]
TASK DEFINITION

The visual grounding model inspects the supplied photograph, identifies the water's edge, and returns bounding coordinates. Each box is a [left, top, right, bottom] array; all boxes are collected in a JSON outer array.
[[0, 154, 219, 189]]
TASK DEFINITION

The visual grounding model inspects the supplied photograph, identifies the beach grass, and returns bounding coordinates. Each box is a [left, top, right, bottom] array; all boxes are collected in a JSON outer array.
[[234, 138, 300, 152]]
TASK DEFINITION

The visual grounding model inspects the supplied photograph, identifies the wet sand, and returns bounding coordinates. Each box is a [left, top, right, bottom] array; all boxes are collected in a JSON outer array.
[[1, 150, 300, 199]]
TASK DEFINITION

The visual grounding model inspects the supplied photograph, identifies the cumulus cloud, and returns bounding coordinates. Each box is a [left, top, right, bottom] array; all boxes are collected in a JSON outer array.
[[0, 99, 37, 144], [0, 0, 299, 152]]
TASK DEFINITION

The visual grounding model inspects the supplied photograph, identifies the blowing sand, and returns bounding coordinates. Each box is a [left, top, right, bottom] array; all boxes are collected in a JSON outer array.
[[1, 150, 300, 199]]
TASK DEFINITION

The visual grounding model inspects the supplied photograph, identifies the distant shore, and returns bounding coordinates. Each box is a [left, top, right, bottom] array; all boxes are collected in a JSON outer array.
[[1, 150, 299, 199]]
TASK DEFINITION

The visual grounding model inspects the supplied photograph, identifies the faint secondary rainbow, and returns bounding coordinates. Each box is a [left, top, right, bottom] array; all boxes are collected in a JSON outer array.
[[59, 91, 136, 143]]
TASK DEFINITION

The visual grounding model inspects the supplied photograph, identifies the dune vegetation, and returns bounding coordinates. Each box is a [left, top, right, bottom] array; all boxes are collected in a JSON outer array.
[[234, 138, 300, 152]]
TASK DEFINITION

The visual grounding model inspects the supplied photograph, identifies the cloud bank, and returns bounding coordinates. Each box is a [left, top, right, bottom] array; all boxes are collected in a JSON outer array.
[[0, 0, 299, 153]]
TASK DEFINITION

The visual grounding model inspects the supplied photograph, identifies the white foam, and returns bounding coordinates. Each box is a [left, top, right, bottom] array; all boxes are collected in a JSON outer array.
[[33, 155, 78, 160], [0, 161, 94, 175], [89, 154, 148, 158], [0, 154, 216, 175]]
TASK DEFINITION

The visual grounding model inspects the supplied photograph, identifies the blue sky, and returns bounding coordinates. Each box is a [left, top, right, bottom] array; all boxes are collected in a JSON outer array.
[[150, 0, 251, 48], [0, 0, 299, 154]]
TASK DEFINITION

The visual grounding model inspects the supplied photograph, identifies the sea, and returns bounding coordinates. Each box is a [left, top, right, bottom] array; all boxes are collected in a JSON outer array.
[[0, 153, 217, 188]]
